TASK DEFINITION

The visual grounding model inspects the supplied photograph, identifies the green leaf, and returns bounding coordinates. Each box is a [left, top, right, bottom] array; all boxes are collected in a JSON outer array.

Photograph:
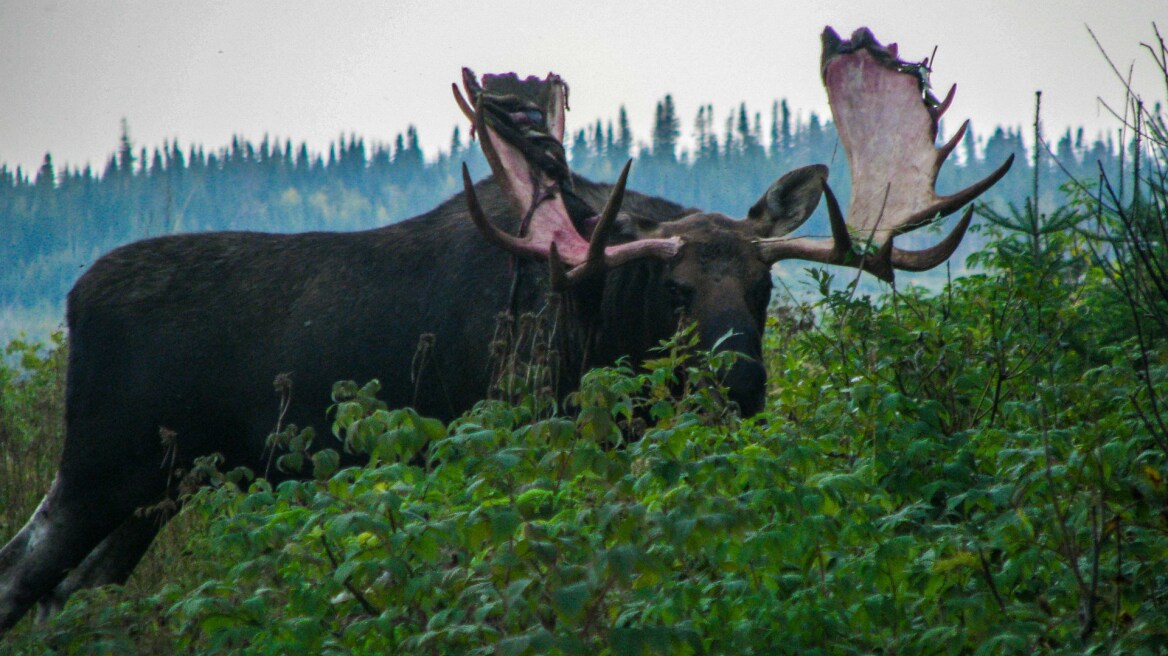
[[491, 508, 521, 542], [312, 449, 340, 480], [551, 581, 591, 623]]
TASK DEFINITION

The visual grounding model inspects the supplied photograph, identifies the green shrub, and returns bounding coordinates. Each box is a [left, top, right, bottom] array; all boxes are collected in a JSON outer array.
[[0, 331, 66, 540]]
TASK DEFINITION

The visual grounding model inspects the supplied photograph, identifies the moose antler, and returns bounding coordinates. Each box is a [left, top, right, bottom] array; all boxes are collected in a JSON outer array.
[[455, 69, 681, 286], [757, 27, 1014, 281]]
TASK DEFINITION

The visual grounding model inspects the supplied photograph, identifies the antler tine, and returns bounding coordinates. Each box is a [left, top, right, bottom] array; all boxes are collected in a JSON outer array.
[[823, 179, 895, 282], [901, 153, 1016, 233], [890, 204, 976, 271], [558, 160, 634, 285], [821, 179, 854, 260], [586, 160, 632, 263], [933, 84, 957, 121], [452, 83, 476, 123], [548, 242, 570, 290], [937, 119, 968, 163]]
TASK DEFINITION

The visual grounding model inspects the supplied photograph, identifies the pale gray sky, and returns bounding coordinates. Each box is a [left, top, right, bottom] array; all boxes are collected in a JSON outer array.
[[0, 0, 1162, 176]]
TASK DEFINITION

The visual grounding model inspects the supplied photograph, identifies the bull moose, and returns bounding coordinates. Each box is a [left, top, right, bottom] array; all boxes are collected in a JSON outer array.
[[0, 27, 1011, 632]]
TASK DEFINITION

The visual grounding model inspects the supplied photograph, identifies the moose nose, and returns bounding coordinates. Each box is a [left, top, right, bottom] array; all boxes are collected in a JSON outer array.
[[723, 358, 767, 416], [698, 308, 767, 417]]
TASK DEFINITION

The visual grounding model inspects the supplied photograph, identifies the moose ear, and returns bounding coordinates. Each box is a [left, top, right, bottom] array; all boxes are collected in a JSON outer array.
[[746, 164, 828, 238]]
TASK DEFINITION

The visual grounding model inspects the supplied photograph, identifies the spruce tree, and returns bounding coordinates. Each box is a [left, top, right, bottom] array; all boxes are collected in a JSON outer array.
[[652, 95, 679, 163], [616, 106, 633, 162]]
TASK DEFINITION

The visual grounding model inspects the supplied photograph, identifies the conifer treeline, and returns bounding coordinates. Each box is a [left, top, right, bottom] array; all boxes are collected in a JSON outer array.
[[0, 98, 1129, 324]]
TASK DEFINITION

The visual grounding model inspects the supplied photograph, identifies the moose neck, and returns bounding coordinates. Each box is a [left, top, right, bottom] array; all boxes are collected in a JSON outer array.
[[591, 259, 679, 368], [505, 261, 676, 403], [474, 176, 695, 407]]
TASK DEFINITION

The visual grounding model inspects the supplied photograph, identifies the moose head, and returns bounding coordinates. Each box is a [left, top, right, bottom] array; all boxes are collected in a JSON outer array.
[[452, 26, 1013, 415]]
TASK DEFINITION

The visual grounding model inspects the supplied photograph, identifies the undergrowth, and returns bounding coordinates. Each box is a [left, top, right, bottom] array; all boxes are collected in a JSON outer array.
[[1, 256, 1165, 653]]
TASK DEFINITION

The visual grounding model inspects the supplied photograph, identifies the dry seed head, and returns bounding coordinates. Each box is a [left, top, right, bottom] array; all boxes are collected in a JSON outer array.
[[489, 339, 509, 358]]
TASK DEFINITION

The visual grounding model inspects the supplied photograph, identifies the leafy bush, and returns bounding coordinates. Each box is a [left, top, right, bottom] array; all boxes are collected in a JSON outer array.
[[0, 331, 65, 539], [5, 267, 1164, 654]]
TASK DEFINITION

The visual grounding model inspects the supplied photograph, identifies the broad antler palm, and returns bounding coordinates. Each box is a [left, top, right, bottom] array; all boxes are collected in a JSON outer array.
[[756, 27, 1014, 281]]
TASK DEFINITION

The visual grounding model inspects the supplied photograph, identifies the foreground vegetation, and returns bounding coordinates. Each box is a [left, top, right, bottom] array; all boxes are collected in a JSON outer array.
[[2, 195, 1166, 654]]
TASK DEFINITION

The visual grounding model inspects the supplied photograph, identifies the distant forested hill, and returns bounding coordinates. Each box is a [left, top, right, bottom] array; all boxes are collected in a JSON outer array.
[[0, 99, 1126, 340]]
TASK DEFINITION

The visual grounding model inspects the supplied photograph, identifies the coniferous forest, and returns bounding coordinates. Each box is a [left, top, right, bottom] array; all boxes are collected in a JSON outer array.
[[2, 30, 1167, 652], [0, 97, 1126, 339]]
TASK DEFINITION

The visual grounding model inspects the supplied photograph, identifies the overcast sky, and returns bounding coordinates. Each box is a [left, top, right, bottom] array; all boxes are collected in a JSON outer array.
[[0, 1, 1162, 177]]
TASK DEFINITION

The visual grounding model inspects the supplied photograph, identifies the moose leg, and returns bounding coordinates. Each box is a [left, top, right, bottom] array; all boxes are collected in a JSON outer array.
[[0, 471, 144, 633], [33, 512, 166, 623]]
